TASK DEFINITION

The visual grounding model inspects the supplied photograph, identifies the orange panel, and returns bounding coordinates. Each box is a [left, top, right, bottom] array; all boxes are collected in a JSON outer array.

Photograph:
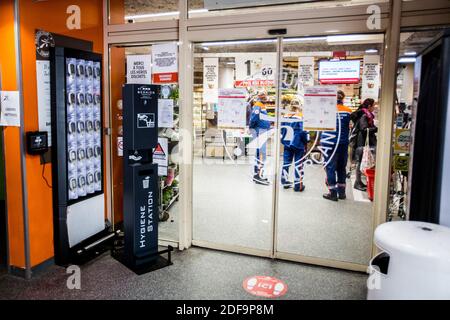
[[0, 0, 26, 268], [110, 47, 125, 225], [18, 0, 104, 267], [109, 0, 125, 25]]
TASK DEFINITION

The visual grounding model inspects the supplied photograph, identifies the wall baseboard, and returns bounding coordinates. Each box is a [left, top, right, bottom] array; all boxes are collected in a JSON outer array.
[[9, 257, 55, 279]]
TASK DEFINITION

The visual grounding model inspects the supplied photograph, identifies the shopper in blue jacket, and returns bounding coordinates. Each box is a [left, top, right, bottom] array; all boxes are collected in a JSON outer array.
[[281, 105, 309, 192], [249, 91, 271, 185]]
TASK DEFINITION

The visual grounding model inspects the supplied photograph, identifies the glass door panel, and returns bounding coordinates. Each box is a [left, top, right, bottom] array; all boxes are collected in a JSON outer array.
[[109, 44, 180, 242], [276, 34, 384, 265], [192, 39, 277, 251]]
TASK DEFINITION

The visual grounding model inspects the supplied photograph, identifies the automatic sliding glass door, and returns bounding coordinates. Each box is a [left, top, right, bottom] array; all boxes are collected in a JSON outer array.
[[192, 39, 278, 252], [275, 34, 384, 267], [191, 33, 383, 269]]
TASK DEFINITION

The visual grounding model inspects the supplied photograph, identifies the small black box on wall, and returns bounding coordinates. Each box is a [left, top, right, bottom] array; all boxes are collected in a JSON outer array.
[[26, 131, 48, 155]]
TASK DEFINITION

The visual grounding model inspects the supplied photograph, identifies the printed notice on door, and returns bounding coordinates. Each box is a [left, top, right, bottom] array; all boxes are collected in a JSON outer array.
[[152, 42, 178, 84], [127, 55, 152, 84], [217, 88, 247, 128], [303, 86, 337, 131]]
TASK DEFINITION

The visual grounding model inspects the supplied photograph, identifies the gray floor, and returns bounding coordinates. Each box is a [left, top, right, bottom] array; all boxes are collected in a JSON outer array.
[[0, 248, 368, 300], [193, 155, 373, 265]]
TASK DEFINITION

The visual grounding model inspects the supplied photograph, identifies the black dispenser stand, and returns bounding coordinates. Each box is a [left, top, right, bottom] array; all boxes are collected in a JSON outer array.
[[112, 84, 173, 275]]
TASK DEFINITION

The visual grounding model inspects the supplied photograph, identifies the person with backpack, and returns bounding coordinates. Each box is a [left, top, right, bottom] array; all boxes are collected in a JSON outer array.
[[351, 98, 377, 191]]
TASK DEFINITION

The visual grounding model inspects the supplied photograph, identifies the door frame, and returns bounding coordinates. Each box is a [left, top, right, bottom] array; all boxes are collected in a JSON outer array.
[[182, 2, 390, 273], [103, 0, 450, 271]]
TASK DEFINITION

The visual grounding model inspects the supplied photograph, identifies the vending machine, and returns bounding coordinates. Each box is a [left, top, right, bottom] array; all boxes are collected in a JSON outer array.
[[50, 47, 110, 265]]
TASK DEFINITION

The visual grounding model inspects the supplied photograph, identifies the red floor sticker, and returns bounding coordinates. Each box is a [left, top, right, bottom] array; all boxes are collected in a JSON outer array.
[[243, 276, 288, 298]]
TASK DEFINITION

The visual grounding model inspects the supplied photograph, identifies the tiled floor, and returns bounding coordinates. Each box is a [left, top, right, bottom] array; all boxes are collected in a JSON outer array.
[[192, 157, 372, 264], [0, 247, 368, 300]]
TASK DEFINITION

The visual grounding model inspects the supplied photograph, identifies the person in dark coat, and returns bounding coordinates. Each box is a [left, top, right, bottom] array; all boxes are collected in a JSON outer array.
[[351, 99, 377, 191]]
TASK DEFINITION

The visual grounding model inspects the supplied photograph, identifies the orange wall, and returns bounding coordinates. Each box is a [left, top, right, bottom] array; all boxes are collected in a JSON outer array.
[[110, 47, 125, 225], [18, 0, 103, 267], [0, 0, 26, 268]]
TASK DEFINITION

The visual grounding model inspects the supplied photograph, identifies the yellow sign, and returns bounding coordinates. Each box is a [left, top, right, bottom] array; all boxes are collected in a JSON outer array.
[[394, 128, 411, 153], [394, 155, 409, 172]]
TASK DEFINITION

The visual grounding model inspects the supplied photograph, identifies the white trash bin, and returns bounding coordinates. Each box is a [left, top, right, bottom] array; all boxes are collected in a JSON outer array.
[[367, 221, 450, 300]]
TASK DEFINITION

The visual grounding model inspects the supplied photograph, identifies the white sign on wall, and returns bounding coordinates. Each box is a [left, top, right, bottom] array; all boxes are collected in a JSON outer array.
[[217, 88, 247, 128], [361, 55, 381, 101], [303, 86, 337, 131], [203, 57, 219, 103], [0, 91, 21, 127], [36, 60, 52, 144], [152, 42, 178, 84], [235, 54, 276, 87], [127, 55, 152, 84]]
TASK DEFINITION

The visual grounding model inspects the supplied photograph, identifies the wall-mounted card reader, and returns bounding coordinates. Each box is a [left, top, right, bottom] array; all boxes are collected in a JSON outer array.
[[26, 131, 49, 155]]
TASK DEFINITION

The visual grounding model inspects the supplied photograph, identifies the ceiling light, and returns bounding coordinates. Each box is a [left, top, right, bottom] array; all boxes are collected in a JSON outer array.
[[325, 30, 340, 33], [190, 9, 209, 14], [283, 37, 327, 42], [365, 49, 378, 53], [327, 34, 384, 44], [125, 9, 208, 20], [200, 39, 276, 46], [404, 51, 417, 56], [398, 57, 417, 63]]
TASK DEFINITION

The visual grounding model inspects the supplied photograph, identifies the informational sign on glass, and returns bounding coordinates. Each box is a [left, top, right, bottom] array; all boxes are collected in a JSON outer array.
[[361, 55, 380, 101], [235, 54, 276, 87], [298, 56, 315, 88], [217, 88, 247, 128], [203, 57, 219, 103], [303, 86, 337, 131], [152, 42, 178, 84], [127, 55, 152, 84], [158, 99, 174, 128]]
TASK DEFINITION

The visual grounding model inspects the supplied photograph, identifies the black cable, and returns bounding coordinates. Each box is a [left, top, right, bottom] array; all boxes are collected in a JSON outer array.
[[42, 161, 52, 189]]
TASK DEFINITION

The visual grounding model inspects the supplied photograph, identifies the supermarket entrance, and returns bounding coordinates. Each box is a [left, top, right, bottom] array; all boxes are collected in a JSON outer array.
[[191, 33, 385, 270]]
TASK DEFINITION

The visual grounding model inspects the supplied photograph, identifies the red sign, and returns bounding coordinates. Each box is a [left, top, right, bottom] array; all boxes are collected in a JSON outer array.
[[333, 51, 347, 59], [319, 78, 360, 84], [154, 143, 166, 157], [152, 72, 178, 84], [234, 79, 274, 87], [243, 276, 288, 298]]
